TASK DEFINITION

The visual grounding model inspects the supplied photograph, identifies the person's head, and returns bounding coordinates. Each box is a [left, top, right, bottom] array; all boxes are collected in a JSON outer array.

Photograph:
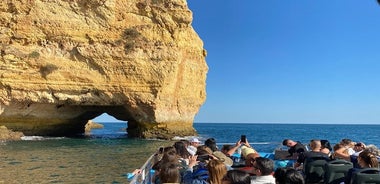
[[181, 139, 190, 147], [309, 139, 322, 150], [252, 157, 274, 176], [284, 168, 304, 184], [205, 138, 218, 152], [358, 150, 379, 168], [207, 159, 227, 184], [161, 150, 178, 163], [163, 146, 176, 154], [221, 144, 234, 154], [222, 170, 251, 184], [282, 139, 295, 147], [190, 138, 201, 147], [274, 167, 287, 184], [354, 142, 366, 152], [333, 143, 344, 151], [340, 138, 353, 147], [173, 141, 191, 158], [320, 140, 332, 151], [158, 162, 180, 183], [274, 167, 304, 184], [245, 153, 259, 167], [364, 144, 380, 157], [197, 145, 213, 155]]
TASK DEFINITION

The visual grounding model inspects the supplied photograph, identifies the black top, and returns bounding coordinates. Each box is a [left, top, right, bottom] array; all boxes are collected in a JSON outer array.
[[296, 151, 329, 164], [288, 141, 306, 156]]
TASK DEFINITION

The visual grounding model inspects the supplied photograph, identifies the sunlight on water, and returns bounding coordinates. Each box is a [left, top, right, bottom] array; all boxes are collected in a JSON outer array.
[[0, 123, 171, 183]]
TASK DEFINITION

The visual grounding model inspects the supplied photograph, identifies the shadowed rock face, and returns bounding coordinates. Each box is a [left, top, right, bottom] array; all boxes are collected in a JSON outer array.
[[0, 0, 207, 139]]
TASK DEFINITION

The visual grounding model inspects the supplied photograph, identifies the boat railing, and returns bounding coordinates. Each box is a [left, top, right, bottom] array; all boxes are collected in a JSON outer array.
[[129, 152, 159, 184]]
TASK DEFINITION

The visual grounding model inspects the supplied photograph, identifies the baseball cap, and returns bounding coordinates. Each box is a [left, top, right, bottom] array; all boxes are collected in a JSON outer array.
[[190, 138, 201, 143]]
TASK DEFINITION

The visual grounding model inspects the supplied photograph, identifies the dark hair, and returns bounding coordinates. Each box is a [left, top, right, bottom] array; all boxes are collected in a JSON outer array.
[[282, 139, 290, 146], [274, 167, 287, 184], [158, 162, 180, 183], [223, 170, 251, 184], [285, 168, 304, 184], [275, 167, 304, 184], [152, 149, 178, 170], [255, 157, 274, 175], [173, 141, 191, 159], [222, 144, 234, 152], [205, 138, 218, 152], [321, 140, 332, 151]]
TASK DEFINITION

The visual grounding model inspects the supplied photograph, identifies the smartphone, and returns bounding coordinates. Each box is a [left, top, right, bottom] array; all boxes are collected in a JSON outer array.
[[241, 135, 247, 143]]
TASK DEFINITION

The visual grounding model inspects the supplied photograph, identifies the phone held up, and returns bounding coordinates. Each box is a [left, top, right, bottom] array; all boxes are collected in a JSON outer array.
[[241, 135, 246, 143]]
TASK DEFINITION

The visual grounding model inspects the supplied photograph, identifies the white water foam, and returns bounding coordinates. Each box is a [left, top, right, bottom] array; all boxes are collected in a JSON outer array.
[[21, 136, 65, 141]]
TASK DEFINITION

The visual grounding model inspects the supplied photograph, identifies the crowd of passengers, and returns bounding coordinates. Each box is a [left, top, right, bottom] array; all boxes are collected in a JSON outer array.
[[148, 137, 380, 184]]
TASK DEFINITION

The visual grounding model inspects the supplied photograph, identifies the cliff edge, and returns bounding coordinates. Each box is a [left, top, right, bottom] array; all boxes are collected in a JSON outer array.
[[0, 0, 207, 139]]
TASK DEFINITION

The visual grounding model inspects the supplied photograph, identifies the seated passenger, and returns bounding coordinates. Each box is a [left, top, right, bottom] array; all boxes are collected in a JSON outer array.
[[240, 138, 259, 160], [159, 162, 181, 184], [174, 141, 191, 165], [332, 142, 350, 161], [340, 138, 355, 155], [183, 155, 227, 184], [205, 138, 219, 152], [364, 144, 380, 159], [222, 170, 251, 184], [221, 139, 245, 158], [294, 139, 329, 168], [274, 167, 304, 184], [353, 142, 366, 156], [350, 142, 367, 168], [320, 139, 333, 157], [344, 150, 379, 184], [188, 138, 202, 156], [251, 157, 276, 184], [282, 139, 307, 159]]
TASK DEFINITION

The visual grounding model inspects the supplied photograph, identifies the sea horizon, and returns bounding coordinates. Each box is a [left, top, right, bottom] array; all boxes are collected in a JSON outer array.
[[2, 122, 379, 183]]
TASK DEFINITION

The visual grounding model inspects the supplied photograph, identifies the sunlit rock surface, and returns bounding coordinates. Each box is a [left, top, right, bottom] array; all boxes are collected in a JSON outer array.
[[0, 0, 207, 139]]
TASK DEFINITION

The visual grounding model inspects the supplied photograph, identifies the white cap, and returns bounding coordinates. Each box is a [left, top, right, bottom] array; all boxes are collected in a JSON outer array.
[[190, 138, 201, 143]]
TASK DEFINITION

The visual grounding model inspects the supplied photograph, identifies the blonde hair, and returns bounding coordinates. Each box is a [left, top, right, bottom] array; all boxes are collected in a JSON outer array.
[[207, 159, 227, 184], [309, 139, 321, 150]]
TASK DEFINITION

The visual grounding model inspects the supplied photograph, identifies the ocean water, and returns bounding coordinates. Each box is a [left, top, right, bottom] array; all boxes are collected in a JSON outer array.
[[1, 122, 379, 183]]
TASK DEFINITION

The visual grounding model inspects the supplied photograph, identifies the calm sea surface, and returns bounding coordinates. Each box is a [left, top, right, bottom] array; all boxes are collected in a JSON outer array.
[[1, 122, 379, 183]]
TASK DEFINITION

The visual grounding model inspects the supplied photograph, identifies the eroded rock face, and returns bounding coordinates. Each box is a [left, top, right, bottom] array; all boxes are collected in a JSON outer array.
[[0, 0, 207, 139]]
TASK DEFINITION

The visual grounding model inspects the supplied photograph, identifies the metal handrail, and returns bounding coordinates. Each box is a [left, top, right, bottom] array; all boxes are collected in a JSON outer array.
[[129, 153, 159, 184]]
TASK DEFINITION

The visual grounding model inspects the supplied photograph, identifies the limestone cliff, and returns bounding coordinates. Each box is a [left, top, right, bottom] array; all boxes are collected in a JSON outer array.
[[0, 0, 207, 139]]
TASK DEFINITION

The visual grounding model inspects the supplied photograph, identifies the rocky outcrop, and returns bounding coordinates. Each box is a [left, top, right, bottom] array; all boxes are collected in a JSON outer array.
[[84, 120, 104, 134], [0, 126, 24, 141], [0, 0, 207, 139]]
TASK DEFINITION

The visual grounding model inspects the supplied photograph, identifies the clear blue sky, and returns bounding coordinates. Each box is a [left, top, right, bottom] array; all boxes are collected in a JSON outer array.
[[189, 0, 380, 124], [95, 1, 380, 124]]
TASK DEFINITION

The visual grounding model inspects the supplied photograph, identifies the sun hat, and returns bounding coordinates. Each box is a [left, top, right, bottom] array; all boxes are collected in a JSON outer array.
[[212, 151, 233, 166], [190, 138, 201, 143]]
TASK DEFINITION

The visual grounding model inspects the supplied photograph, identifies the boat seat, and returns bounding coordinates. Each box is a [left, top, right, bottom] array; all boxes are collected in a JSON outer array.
[[303, 156, 329, 184], [350, 168, 380, 184], [324, 159, 353, 184]]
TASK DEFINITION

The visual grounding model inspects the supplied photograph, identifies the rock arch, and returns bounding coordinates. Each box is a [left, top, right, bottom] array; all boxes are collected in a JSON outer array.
[[0, 0, 207, 139]]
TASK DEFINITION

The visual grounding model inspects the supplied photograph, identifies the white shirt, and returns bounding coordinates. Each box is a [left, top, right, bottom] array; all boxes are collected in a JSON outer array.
[[251, 175, 276, 184]]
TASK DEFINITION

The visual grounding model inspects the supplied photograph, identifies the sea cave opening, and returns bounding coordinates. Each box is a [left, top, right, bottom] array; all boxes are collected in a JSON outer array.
[[87, 113, 128, 138]]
